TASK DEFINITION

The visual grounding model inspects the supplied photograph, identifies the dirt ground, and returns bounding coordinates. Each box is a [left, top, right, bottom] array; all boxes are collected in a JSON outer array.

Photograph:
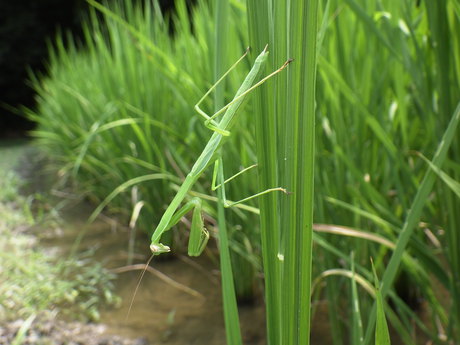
[[0, 313, 149, 345]]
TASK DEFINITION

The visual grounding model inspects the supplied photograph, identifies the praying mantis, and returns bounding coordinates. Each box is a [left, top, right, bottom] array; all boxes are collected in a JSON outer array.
[[149, 46, 292, 256]]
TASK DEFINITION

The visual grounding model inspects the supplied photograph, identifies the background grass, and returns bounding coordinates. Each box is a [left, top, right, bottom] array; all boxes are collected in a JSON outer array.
[[28, 0, 460, 343]]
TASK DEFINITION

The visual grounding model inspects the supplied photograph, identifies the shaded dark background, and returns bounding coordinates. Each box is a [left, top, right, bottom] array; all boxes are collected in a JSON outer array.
[[0, 0, 187, 138]]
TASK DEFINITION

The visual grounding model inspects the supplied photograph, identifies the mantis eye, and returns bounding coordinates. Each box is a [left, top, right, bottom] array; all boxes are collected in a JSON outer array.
[[150, 242, 170, 254]]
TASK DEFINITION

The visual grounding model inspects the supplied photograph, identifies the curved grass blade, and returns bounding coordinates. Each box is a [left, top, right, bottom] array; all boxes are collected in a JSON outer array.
[[417, 152, 460, 198]]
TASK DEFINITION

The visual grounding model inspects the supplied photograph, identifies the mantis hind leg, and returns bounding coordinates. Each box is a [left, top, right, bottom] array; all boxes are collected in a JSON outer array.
[[213, 158, 288, 208]]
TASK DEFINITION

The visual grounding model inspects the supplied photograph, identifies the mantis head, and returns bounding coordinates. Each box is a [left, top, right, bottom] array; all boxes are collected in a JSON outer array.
[[150, 242, 171, 255]]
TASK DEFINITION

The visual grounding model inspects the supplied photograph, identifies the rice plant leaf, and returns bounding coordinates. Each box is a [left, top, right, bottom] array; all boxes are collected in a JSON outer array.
[[88, 174, 174, 224], [418, 152, 460, 199], [216, 159, 242, 345], [351, 254, 365, 345], [248, 1, 319, 344], [319, 57, 397, 156], [213, 0, 242, 343], [325, 197, 397, 232], [86, 0, 195, 88], [246, 2, 282, 343], [371, 262, 391, 345], [342, 0, 401, 62]]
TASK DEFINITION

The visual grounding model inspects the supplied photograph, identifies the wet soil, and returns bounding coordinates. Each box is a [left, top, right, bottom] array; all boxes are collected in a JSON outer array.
[[0, 313, 149, 345]]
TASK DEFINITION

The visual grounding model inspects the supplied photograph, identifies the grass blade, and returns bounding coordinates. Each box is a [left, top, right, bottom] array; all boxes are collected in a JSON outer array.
[[351, 254, 365, 345], [417, 152, 460, 198], [214, 0, 242, 343], [247, 2, 282, 344], [372, 262, 391, 345]]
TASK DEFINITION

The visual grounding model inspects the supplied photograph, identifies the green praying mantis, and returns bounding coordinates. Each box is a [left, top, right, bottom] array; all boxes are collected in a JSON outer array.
[[149, 46, 292, 256]]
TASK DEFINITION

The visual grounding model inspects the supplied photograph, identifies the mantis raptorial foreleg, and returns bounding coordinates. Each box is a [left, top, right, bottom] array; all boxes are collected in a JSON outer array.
[[149, 197, 209, 256], [149, 47, 292, 255], [169, 198, 209, 257]]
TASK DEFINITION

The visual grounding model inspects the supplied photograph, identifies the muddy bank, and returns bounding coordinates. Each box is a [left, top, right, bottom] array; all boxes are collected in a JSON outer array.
[[0, 312, 148, 345]]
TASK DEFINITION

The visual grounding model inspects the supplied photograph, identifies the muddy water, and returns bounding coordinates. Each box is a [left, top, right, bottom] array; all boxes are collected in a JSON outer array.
[[44, 202, 268, 345], [103, 259, 266, 345]]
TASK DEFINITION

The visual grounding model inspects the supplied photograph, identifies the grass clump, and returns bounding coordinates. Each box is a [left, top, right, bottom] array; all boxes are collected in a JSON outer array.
[[248, 1, 319, 343]]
